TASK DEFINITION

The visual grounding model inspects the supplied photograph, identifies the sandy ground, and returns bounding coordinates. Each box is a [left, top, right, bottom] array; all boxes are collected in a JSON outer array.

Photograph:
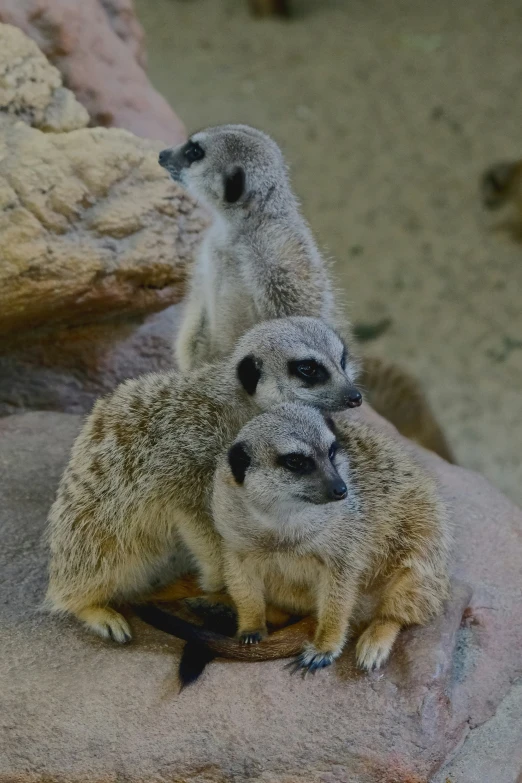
[[135, 0, 522, 506]]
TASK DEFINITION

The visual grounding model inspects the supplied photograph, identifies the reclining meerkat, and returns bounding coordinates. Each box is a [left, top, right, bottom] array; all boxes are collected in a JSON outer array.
[[210, 403, 451, 673], [46, 317, 361, 643], [158, 124, 454, 462]]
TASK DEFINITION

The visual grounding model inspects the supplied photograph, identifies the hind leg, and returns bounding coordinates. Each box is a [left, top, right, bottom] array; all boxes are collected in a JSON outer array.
[[355, 566, 442, 671], [75, 605, 132, 644]]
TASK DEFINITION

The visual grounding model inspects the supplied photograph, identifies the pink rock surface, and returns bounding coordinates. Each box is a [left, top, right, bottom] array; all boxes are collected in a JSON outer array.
[[0, 410, 520, 782], [0, 306, 181, 416], [0, 0, 185, 143]]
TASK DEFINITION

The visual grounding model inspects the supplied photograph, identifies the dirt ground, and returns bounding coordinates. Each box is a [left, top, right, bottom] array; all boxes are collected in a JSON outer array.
[[135, 0, 522, 506]]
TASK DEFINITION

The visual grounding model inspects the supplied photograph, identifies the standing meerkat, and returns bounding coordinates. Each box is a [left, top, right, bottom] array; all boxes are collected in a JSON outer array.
[[46, 317, 361, 643], [210, 403, 451, 672], [159, 124, 454, 462]]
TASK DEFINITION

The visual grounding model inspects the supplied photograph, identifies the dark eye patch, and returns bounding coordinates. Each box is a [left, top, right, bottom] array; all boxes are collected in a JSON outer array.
[[328, 441, 338, 462], [340, 348, 347, 371], [184, 140, 205, 163], [277, 452, 316, 475], [288, 359, 330, 385]]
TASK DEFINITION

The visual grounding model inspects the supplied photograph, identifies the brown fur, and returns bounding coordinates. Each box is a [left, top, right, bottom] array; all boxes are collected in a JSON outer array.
[[360, 357, 455, 462]]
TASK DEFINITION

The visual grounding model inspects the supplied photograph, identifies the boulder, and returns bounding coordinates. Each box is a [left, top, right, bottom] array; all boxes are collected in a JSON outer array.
[[0, 21, 205, 415], [0, 410, 520, 783], [0, 306, 181, 415], [0, 0, 185, 143], [0, 23, 88, 132], [0, 115, 202, 337]]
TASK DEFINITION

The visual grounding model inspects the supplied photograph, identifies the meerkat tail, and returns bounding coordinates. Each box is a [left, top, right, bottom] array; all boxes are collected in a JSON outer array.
[[132, 603, 315, 661], [359, 356, 455, 463]]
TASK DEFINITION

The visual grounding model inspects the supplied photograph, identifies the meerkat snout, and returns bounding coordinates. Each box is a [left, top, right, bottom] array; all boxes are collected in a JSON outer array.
[[345, 388, 363, 408], [159, 139, 206, 183]]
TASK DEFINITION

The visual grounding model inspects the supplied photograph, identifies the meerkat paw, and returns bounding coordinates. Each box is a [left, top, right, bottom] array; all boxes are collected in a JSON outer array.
[[355, 620, 400, 671], [237, 627, 268, 645], [76, 606, 132, 644], [286, 643, 339, 675]]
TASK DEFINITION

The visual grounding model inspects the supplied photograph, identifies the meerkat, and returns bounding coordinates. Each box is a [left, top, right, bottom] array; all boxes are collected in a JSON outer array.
[[46, 317, 361, 643], [481, 159, 522, 214], [209, 403, 451, 673], [159, 124, 454, 462]]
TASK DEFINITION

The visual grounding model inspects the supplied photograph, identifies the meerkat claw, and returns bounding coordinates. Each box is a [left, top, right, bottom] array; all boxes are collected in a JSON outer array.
[[287, 647, 335, 675], [355, 623, 396, 672], [77, 606, 132, 644], [107, 625, 132, 644], [238, 630, 266, 645]]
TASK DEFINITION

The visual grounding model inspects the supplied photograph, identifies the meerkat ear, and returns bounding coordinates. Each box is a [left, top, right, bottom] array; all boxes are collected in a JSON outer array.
[[224, 166, 246, 203], [236, 354, 262, 395], [228, 442, 251, 484]]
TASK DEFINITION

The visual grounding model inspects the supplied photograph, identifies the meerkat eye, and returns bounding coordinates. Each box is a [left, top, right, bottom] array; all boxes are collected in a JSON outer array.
[[184, 141, 205, 164], [277, 453, 316, 475], [288, 360, 329, 385], [340, 348, 347, 371], [328, 442, 338, 462]]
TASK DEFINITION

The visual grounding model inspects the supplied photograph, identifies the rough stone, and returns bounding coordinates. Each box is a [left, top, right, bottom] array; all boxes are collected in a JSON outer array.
[[0, 21, 201, 415], [99, 0, 147, 68], [0, 305, 181, 415], [0, 410, 520, 783], [0, 115, 203, 337], [0, 0, 185, 142], [0, 23, 88, 132]]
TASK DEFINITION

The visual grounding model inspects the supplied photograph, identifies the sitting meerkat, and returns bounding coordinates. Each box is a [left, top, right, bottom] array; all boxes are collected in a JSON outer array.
[[46, 317, 361, 643], [158, 124, 454, 462], [210, 403, 451, 673]]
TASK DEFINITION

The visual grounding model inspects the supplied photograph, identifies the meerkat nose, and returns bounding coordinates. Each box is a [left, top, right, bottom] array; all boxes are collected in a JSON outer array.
[[331, 481, 348, 501], [346, 389, 363, 408], [158, 149, 171, 167]]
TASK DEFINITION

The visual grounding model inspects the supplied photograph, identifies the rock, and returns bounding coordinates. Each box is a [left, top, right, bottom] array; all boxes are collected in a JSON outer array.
[[0, 0, 185, 143], [99, 0, 147, 68], [0, 115, 204, 337], [0, 306, 181, 415], [1, 410, 521, 783], [0, 21, 204, 415], [433, 682, 522, 783], [0, 23, 88, 132]]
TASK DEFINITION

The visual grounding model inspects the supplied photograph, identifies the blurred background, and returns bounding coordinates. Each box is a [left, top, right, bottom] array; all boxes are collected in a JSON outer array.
[[137, 0, 522, 502]]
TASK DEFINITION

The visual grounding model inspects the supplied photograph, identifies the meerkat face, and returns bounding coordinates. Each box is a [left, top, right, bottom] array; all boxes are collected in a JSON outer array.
[[227, 404, 349, 517], [233, 316, 362, 413], [158, 124, 288, 216]]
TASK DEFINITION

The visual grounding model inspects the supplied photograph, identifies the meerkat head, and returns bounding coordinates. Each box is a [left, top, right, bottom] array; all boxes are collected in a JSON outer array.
[[231, 316, 362, 412], [225, 404, 349, 519], [481, 161, 520, 209], [158, 124, 291, 217]]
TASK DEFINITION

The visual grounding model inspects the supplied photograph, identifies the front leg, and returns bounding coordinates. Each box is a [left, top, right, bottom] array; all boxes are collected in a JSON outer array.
[[175, 285, 211, 373], [223, 549, 267, 644], [292, 566, 358, 674], [176, 514, 225, 594]]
